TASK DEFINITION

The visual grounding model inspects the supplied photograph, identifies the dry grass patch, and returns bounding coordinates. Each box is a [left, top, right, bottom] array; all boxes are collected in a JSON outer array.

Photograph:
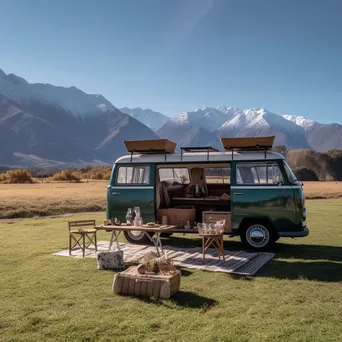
[[1, 181, 342, 219], [0, 181, 107, 218], [303, 181, 342, 199]]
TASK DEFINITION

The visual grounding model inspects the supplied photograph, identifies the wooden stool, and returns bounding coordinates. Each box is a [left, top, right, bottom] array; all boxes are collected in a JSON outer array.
[[200, 233, 225, 264], [68, 220, 97, 258]]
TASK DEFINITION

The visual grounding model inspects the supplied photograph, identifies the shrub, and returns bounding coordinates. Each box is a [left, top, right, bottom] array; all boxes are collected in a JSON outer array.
[[52, 169, 80, 182], [293, 167, 318, 181], [103, 171, 112, 180], [90, 171, 104, 180], [4, 169, 33, 183], [0, 173, 8, 182]]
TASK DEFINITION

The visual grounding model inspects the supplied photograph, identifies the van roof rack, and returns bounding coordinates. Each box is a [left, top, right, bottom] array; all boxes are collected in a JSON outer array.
[[180, 146, 219, 161], [220, 136, 275, 160], [124, 139, 176, 162]]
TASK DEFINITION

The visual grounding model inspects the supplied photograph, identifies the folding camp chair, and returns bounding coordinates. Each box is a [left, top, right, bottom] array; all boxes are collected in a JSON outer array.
[[68, 220, 97, 258]]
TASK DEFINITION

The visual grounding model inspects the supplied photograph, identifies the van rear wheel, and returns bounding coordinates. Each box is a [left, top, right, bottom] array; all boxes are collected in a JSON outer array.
[[124, 231, 154, 244], [240, 222, 275, 250]]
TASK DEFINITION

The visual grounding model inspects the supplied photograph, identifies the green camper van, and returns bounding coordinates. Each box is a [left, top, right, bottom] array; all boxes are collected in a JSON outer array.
[[106, 137, 309, 250]]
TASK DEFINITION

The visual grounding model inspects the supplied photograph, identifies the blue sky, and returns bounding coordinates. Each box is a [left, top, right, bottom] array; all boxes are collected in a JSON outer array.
[[1, 0, 341, 122]]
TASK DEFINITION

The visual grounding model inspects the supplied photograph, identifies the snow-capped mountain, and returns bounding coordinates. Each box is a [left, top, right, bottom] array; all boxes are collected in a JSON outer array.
[[282, 115, 317, 130], [0, 69, 114, 119], [119, 107, 168, 132], [158, 106, 342, 152], [0, 69, 157, 166], [219, 108, 310, 149], [1, 67, 341, 166], [167, 106, 243, 132]]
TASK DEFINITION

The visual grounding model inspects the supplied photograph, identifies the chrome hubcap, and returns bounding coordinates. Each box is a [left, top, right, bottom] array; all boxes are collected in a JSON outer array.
[[128, 231, 144, 240], [246, 224, 270, 248]]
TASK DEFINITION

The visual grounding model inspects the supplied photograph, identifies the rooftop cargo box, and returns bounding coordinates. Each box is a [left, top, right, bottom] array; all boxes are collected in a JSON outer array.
[[220, 136, 275, 150], [124, 139, 177, 153]]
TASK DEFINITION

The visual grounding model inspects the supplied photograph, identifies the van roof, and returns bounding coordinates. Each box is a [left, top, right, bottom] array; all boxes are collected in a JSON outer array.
[[115, 151, 285, 164]]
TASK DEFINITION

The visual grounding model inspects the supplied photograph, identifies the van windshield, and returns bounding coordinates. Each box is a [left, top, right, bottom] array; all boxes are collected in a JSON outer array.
[[283, 161, 298, 183]]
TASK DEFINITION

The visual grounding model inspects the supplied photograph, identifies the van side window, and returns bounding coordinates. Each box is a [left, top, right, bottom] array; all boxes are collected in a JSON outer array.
[[204, 167, 231, 183], [117, 165, 150, 184], [159, 168, 190, 184], [237, 162, 284, 184]]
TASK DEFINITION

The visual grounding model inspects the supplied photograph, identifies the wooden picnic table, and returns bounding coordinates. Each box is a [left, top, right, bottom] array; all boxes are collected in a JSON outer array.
[[95, 224, 175, 256]]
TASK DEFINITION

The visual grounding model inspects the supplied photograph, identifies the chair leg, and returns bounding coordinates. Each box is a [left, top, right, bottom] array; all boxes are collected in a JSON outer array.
[[69, 234, 72, 255], [82, 234, 85, 258], [202, 236, 205, 264], [94, 232, 97, 253]]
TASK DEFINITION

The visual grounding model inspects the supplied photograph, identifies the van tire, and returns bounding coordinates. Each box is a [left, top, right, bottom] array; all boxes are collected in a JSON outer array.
[[124, 231, 154, 244], [240, 221, 275, 250]]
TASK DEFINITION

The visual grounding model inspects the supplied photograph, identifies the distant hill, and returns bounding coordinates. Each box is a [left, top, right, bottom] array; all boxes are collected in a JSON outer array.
[[287, 150, 342, 181]]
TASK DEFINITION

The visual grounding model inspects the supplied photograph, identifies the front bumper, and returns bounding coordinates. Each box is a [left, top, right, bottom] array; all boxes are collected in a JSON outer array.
[[278, 227, 309, 238]]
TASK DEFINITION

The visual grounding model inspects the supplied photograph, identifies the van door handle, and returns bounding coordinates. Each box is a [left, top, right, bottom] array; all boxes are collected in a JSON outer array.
[[112, 192, 120, 196], [234, 192, 243, 195]]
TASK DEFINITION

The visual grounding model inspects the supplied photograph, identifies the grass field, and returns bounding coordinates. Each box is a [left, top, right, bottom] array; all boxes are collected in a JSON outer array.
[[0, 199, 341, 342], [1, 181, 342, 219]]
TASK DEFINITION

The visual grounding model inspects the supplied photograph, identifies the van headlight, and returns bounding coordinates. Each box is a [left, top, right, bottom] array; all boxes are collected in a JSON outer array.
[[302, 208, 306, 227]]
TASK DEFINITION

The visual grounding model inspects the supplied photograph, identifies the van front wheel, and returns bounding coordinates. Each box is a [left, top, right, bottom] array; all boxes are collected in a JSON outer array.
[[124, 231, 154, 244], [240, 223, 274, 250]]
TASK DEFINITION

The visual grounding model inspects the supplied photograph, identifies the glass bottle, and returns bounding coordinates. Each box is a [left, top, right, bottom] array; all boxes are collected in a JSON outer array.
[[126, 208, 133, 225]]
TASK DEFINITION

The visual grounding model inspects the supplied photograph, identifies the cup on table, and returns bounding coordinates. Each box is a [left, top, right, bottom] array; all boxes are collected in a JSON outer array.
[[103, 219, 111, 226], [162, 216, 168, 225]]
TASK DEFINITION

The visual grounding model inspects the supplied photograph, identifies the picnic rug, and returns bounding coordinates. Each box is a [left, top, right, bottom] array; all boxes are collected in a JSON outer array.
[[54, 241, 274, 276]]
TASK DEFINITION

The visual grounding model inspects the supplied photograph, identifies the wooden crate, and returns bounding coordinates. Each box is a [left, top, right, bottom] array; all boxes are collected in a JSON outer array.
[[202, 211, 232, 233], [157, 208, 196, 226], [113, 267, 181, 299], [124, 139, 177, 153]]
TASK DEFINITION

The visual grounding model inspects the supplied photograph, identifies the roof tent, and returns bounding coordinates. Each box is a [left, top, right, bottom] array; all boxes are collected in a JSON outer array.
[[124, 139, 177, 162], [220, 136, 275, 159]]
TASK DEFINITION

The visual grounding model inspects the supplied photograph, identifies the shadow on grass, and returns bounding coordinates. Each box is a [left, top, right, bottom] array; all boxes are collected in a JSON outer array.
[[272, 242, 342, 262], [165, 236, 342, 262], [259, 259, 342, 282], [162, 236, 342, 282], [177, 267, 193, 277], [137, 291, 218, 310]]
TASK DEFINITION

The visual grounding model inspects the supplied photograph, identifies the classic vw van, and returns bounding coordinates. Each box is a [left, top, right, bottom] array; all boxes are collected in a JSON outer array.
[[106, 137, 309, 250]]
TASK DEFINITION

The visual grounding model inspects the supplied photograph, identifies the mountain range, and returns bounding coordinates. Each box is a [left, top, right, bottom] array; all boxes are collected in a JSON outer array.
[[0, 68, 341, 167], [156, 106, 342, 152], [0, 69, 157, 167]]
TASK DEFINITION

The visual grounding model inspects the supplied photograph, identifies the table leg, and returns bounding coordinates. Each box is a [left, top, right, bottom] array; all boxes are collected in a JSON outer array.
[[155, 233, 163, 255], [108, 231, 122, 251], [144, 232, 162, 256]]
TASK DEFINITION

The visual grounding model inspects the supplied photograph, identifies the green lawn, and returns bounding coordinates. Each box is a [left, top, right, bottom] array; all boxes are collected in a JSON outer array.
[[0, 200, 341, 342]]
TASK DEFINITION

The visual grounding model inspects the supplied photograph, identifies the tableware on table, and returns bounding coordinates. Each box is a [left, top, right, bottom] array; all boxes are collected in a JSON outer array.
[[126, 208, 133, 225], [162, 216, 168, 225], [145, 222, 158, 227], [197, 223, 208, 234]]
